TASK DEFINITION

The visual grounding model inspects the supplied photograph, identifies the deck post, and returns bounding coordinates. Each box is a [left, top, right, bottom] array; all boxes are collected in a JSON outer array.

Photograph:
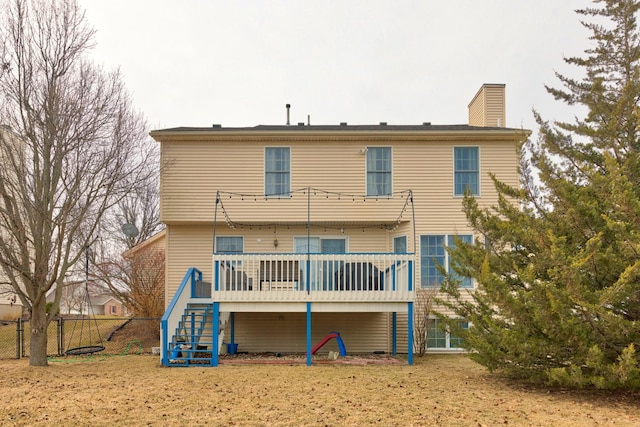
[[407, 302, 413, 365], [230, 312, 235, 345], [212, 302, 220, 367], [214, 260, 220, 291], [392, 312, 397, 355], [306, 302, 312, 366]]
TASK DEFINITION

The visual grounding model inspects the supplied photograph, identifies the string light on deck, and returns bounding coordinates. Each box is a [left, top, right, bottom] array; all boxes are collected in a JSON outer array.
[[214, 187, 414, 232]]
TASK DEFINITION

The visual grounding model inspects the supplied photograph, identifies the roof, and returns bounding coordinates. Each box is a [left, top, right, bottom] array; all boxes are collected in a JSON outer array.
[[90, 295, 120, 306], [122, 229, 166, 258], [152, 123, 524, 133]]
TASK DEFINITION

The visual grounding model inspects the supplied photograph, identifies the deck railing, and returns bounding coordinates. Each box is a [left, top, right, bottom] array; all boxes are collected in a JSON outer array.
[[210, 253, 414, 302], [161, 267, 202, 366]]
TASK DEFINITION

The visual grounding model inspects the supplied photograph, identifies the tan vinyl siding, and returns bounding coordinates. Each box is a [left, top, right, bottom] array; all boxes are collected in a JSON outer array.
[[163, 136, 519, 304], [165, 224, 396, 304], [165, 225, 214, 307], [160, 136, 518, 227], [468, 84, 506, 127], [393, 312, 409, 353], [161, 139, 410, 224], [485, 87, 506, 127], [155, 118, 527, 356], [224, 312, 389, 353], [468, 99, 484, 127]]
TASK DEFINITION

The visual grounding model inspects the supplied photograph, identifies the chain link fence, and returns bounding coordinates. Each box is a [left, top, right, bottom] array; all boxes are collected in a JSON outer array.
[[0, 317, 160, 359]]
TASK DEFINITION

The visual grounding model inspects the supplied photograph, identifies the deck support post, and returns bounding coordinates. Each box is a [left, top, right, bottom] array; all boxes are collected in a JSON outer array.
[[306, 302, 312, 366], [212, 302, 220, 367], [230, 312, 235, 345], [407, 302, 413, 365], [392, 312, 397, 355]]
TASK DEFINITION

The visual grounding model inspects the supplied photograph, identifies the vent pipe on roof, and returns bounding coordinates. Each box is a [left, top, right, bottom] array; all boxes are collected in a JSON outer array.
[[286, 104, 291, 126]]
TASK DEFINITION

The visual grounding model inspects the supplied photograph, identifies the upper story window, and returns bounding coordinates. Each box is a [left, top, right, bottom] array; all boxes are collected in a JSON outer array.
[[454, 147, 479, 196], [265, 147, 290, 197], [420, 234, 473, 288], [366, 147, 392, 196]]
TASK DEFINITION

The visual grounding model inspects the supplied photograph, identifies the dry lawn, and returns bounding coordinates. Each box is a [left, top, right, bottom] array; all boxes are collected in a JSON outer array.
[[1, 354, 639, 426]]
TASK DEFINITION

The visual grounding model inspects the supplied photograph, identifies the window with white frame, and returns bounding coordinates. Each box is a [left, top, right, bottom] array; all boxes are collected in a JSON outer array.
[[420, 234, 473, 288], [265, 147, 290, 197], [426, 318, 469, 350], [454, 146, 479, 196], [366, 147, 392, 196], [393, 235, 407, 254], [216, 236, 244, 270], [216, 236, 244, 254]]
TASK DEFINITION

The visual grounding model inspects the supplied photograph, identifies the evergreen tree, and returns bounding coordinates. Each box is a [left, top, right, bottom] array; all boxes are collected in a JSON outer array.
[[440, 0, 640, 388]]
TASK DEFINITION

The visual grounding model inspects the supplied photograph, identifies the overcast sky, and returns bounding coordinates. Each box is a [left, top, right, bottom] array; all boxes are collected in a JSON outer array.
[[79, 0, 591, 134]]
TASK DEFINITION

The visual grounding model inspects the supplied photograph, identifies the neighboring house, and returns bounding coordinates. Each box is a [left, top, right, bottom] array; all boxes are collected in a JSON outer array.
[[0, 126, 24, 320], [121, 230, 166, 317], [151, 83, 529, 366], [0, 291, 22, 320], [122, 230, 166, 259], [45, 282, 123, 316], [91, 295, 129, 317]]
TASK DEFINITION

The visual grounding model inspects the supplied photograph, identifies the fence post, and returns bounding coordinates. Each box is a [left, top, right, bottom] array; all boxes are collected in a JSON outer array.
[[15, 319, 21, 359], [21, 318, 27, 358], [58, 317, 64, 356]]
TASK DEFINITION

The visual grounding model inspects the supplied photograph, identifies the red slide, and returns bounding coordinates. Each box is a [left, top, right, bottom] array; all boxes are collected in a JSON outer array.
[[311, 332, 347, 356]]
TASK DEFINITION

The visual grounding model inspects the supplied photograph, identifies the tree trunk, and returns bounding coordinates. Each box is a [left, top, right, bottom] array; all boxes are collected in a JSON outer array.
[[29, 299, 49, 366]]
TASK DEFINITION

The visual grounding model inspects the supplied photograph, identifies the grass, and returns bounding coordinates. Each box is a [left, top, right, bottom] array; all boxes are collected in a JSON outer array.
[[1, 354, 639, 426]]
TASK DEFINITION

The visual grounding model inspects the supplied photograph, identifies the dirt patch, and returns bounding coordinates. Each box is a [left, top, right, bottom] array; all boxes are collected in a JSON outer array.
[[218, 352, 402, 365], [105, 318, 159, 352]]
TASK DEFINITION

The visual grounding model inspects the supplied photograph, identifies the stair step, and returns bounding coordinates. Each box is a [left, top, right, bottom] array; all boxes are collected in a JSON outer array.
[[168, 303, 221, 366]]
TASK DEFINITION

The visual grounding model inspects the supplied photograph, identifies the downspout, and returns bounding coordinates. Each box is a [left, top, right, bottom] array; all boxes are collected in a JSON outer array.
[[213, 191, 220, 254], [409, 190, 416, 365], [306, 187, 312, 366], [306, 186, 310, 294]]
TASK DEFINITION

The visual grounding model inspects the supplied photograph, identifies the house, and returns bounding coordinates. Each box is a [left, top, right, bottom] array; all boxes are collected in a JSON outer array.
[[151, 83, 529, 366], [45, 282, 126, 316], [0, 126, 24, 320], [90, 295, 129, 317], [0, 291, 22, 320], [121, 230, 166, 317]]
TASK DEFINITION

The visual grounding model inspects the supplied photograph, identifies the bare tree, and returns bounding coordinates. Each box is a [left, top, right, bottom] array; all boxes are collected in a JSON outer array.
[[0, 0, 153, 366], [413, 288, 438, 357], [100, 146, 163, 251], [94, 244, 165, 318], [89, 146, 165, 316]]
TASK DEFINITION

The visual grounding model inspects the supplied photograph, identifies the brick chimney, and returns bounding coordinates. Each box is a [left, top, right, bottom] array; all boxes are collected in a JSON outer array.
[[468, 83, 505, 127]]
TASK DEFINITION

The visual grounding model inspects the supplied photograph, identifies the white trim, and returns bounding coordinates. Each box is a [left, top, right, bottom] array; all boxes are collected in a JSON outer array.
[[365, 146, 393, 197], [214, 235, 245, 253], [452, 145, 481, 198], [264, 146, 292, 198], [419, 233, 475, 290]]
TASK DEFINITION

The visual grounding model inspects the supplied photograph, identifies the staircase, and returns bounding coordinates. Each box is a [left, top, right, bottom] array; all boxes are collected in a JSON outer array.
[[168, 303, 216, 365]]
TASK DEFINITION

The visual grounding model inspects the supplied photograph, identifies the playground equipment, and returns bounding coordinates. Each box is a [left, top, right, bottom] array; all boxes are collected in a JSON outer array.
[[65, 247, 105, 356], [311, 331, 347, 356]]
